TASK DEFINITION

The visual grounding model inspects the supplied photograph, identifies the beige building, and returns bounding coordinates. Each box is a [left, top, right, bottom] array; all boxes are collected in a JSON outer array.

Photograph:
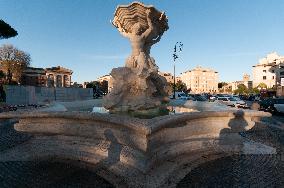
[[180, 66, 218, 93], [252, 52, 284, 88], [158, 72, 174, 83], [231, 74, 253, 91]]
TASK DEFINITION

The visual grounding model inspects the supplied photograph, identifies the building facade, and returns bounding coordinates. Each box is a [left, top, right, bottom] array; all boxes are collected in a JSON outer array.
[[180, 66, 218, 93], [98, 74, 113, 93], [21, 67, 47, 87], [158, 72, 174, 83], [231, 74, 253, 91], [21, 66, 73, 87], [46, 66, 73, 87], [252, 52, 284, 88]]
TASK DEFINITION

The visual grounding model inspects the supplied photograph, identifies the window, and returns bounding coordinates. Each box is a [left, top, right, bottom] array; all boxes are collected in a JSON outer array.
[[272, 70, 275, 73], [263, 76, 266, 80], [272, 76, 275, 79], [263, 70, 266, 73]]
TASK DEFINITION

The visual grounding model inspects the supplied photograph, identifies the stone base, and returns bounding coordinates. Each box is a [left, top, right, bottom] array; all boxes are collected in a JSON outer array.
[[112, 106, 170, 119], [103, 67, 170, 112], [0, 110, 275, 188]]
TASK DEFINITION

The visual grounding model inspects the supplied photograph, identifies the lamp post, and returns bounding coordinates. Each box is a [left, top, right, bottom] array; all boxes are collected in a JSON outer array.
[[172, 42, 183, 99]]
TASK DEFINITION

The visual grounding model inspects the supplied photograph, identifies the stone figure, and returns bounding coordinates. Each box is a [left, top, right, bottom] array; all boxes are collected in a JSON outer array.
[[103, 2, 170, 112], [113, 8, 166, 74]]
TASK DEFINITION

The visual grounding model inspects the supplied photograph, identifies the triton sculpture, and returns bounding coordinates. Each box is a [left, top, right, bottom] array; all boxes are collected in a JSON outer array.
[[103, 1, 170, 112]]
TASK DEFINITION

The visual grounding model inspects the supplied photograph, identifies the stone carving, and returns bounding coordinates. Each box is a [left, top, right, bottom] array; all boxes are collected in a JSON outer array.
[[103, 1, 171, 112], [0, 110, 275, 187]]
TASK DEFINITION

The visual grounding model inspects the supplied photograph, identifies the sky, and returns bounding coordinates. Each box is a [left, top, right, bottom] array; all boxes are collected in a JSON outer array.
[[0, 0, 284, 83]]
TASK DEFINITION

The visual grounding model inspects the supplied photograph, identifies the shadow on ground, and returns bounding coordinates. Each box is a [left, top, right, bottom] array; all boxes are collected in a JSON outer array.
[[177, 154, 284, 188], [0, 119, 32, 152], [0, 161, 114, 188], [177, 121, 284, 188]]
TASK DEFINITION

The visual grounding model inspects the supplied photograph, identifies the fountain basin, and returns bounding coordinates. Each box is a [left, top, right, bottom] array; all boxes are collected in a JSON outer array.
[[0, 110, 275, 187]]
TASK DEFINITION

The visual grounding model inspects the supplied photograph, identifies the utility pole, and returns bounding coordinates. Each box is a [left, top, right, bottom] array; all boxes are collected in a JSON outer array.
[[173, 42, 183, 99]]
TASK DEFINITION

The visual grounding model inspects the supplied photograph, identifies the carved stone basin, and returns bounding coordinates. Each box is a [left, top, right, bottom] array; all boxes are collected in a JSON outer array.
[[0, 110, 276, 188], [113, 1, 168, 34]]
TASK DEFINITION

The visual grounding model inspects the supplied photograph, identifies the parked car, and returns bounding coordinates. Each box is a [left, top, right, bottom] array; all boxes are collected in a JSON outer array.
[[259, 98, 284, 114], [193, 94, 208, 101], [231, 97, 247, 108], [217, 97, 246, 108], [274, 104, 284, 114], [207, 94, 216, 102], [217, 97, 233, 106], [216, 94, 231, 98], [170, 92, 191, 100]]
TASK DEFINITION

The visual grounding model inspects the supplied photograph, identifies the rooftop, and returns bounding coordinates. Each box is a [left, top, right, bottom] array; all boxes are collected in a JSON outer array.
[[182, 66, 218, 74]]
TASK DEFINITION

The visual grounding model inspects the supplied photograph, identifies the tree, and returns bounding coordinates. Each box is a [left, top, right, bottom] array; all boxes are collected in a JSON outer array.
[[233, 84, 248, 94], [0, 70, 5, 80], [248, 87, 260, 94], [170, 80, 187, 92], [257, 83, 267, 89], [86, 82, 96, 88], [100, 80, 109, 94], [0, 44, 31, 84], [218, 82, 228, 89], [225, 86, 232, 93], [0, 20, 18, 39]]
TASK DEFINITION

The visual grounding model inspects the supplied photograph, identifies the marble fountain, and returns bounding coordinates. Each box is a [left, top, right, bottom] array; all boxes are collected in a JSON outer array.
[[0, 2, 276, 188]]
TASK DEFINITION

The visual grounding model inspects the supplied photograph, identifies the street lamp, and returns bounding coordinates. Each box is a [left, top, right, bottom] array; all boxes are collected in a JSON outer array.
[[172, 42, 183, 99]]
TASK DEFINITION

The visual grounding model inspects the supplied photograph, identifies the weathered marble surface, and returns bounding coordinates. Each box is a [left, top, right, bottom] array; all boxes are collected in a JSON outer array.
[[103, 67, 170, 112], [103, 2, 170, 112], [0, 110, 276, 188]]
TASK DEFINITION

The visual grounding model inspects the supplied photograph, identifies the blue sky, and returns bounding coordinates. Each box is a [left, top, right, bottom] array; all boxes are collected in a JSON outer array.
[[1, 0, 284, 83]]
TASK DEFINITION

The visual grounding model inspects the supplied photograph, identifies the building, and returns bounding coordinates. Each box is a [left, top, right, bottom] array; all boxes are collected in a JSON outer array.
[[21, 66, 73, 87], [180, 66, 218, 93], [231, 74, 253, 91], [21, 67, 47, 87], [158, 72, 174, 83], [252, 52, 284, 88], [220, 83, 232, 94], [97, 74, 113, 93], [46, 66, 73, 87]]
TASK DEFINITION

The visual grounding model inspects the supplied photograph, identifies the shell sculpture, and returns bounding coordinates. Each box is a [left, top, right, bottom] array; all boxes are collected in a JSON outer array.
[[112, 1, 168, 37]]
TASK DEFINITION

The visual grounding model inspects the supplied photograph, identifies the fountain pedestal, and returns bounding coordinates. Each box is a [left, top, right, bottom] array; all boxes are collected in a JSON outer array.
[[103, 67, 170, 112]]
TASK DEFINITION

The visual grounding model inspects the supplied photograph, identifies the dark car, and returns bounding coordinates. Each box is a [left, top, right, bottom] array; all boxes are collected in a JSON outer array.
[[193, 94, 208, 101], [258, 98, 284, 114]]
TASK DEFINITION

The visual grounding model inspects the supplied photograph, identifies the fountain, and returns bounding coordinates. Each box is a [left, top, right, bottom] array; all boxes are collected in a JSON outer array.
[[103, 2, 171, 113], [0, 2, 277, 187]]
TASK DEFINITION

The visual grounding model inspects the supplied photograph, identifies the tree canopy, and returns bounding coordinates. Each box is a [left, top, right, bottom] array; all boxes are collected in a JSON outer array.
[[257, 83, 267, 89], [0, 44, 31, 84], [170, 80, 187, 92], [0, 20, 18, 39], [233, 84, 248, 94], [218, 82, 228, 88]]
